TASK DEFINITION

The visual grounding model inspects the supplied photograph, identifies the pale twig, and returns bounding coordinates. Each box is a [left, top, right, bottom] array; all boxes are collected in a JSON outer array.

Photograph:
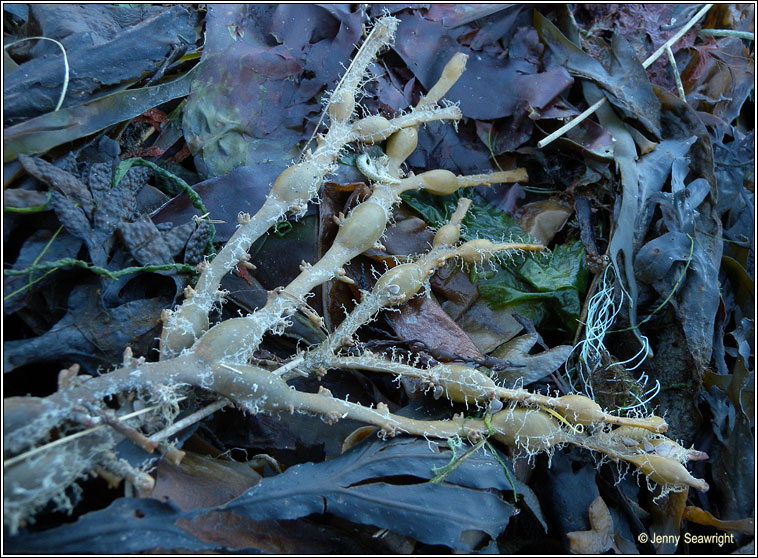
[[698, 29, 754, 40], [537, 98, 606, 150], [86, 404, 159, 453], [665, 45, 687, 102], [272, 354, 305, 377], [641, 4, 714, 69], [149, 398, 228, 443], [538, 3, 713, 149], [3, 397, 187, 468]]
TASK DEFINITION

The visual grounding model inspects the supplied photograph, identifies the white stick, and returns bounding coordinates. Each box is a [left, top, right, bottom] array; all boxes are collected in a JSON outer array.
[[149, 398, 229, 442], [3, 398, 187, 468], [666, 45, 687, 102], [538, 4, 713, 149]]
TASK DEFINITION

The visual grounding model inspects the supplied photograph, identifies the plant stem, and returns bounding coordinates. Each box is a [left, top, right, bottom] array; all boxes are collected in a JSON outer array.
[[697, 29, 754, 40], [665, 45, 687, 102]]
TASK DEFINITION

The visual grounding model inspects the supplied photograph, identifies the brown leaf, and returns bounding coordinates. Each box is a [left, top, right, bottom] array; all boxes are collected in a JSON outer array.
[[385, 293, 484, 360], [151, 451, 261, 511], [379, 210, 434, 257], [565, 495, 638, 554], [681, 33, 754, 124], [158, 442, 438, 553], [648, 489, 688, 553], [134, 107, 169, 129], [430, 264, 479, 320], [341, 425, 379, 454], [517, 199, 573, 245], [683, 505, 755, 535], [566, 495, 618, 554], [457, 301, 524, 354], [176, 511, 413, 554]]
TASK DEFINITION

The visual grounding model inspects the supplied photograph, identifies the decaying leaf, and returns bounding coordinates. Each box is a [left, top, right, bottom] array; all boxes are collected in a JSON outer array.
[[395, 12, 573, 121], [182, 4, 358, 177], [492, 333, 573, 386], [151, 451, 262, 511], [4, 66, 198, 162], [682, 35, 754, 124], [4, 283, 170, 373], [117, 215, 174, 265], [203, 436, 519, 551], [3, 229, 83, 314], [18, 154, 94, 216], [535, 12, 661, 137], [703, 386, 755, 524], [566, 496, 618, 554], [517, 199, 573, 246], [6, 498, 217, 554], [385, 294, 485, 361], [3, 5, 754, 554]]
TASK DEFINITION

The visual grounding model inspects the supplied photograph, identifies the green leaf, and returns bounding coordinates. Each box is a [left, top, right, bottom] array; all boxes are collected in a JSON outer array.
[[478, 240, 588, 332], [517, 240, 589, 293], [402, 188, 534, 244], [477, 269, 550, 323], [404, 189, 587, 331]]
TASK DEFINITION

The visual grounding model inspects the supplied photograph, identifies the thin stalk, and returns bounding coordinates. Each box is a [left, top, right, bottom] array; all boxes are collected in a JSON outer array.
[[697, 29, 754, 40], [149, 399, 228, 443], [4, 37, 69, 111], [665, 45, 687, 102], [3, 191, 52, 213], [3, 398, 186, 469], [538, 4, 713, 149]]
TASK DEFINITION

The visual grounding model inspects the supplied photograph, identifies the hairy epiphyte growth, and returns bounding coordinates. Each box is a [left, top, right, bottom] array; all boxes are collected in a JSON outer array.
[[3, 15, 708, 534]]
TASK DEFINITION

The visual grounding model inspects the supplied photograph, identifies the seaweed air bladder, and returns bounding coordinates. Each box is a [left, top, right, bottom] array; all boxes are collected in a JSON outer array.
[[3, 15, 709, 534]]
